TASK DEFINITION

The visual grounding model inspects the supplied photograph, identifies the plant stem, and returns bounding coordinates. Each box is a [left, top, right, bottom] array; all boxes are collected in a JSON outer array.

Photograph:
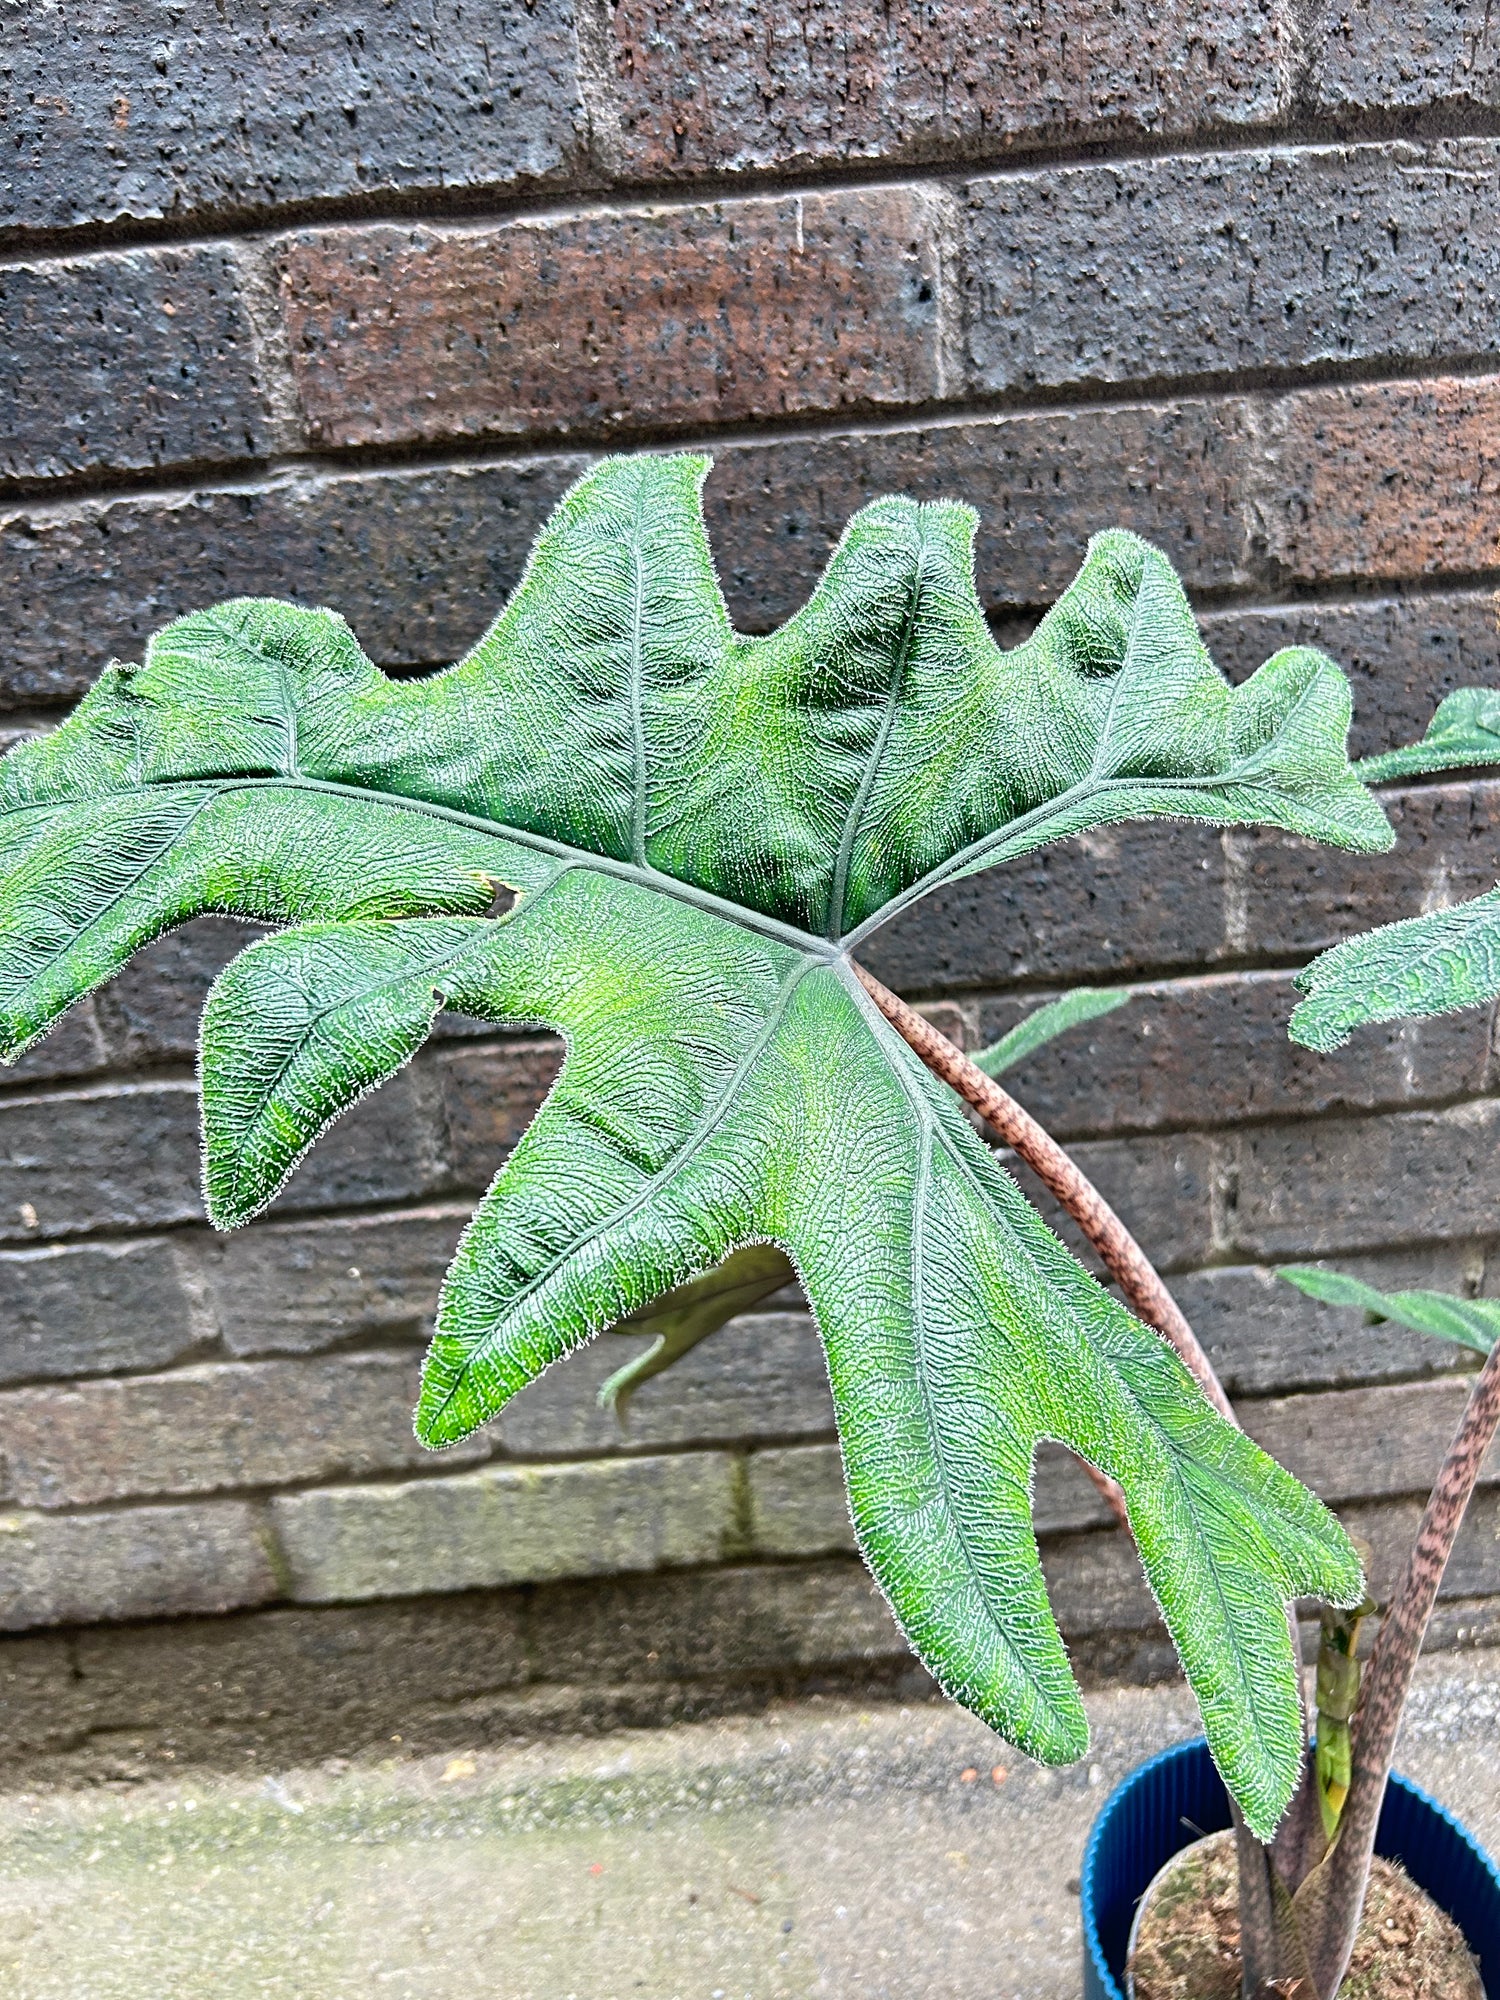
[[851, 963, 1234, 1417], [1304, 1335, 1500, 1998], [852, 960, 1313, 1949]]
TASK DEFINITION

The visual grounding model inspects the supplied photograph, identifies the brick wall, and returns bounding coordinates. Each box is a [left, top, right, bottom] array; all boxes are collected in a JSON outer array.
[[2, 0, 1499, 1780]]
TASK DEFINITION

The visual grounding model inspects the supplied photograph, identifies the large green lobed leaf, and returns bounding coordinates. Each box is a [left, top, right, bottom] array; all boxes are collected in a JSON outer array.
[[0, 453, 1389, 1836]]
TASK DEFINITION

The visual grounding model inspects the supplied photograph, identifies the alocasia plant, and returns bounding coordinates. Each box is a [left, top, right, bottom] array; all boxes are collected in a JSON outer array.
[[0, 453, 1396, 1837]]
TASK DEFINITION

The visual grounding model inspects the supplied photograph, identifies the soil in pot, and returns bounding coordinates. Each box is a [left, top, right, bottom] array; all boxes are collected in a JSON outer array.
[[1127, 1828, 1484, 2000]]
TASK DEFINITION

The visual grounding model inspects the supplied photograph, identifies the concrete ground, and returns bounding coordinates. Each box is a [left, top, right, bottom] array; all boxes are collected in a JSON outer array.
[[0, 1651, 1496, 2000]]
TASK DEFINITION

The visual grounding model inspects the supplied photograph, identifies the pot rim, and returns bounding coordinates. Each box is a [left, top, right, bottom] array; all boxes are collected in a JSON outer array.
[[1081, 1739, 1500, 2000]]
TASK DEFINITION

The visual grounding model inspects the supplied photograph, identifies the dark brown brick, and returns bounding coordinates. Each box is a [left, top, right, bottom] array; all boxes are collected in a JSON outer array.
[[0, 402, 1253, 707], [525, 1557, 901, 1685], [1175, 1245, 1493, 1398], [1226, 1098, 1500, 1259], [1011, 1130, 1219, 1275], [0, 1, 588, 241], [608, 0, 1295, 180], [0, 1067, 447, 1243], [199, 1206, 468, 1358], [0, 457, 590, 706], [862, 819, 1230, 995], [95, 916, 266, 1065], [0, 1002, 108, 1085], [437, 1041, 562, 1190], [1312, 2, 1500, 120], [974, 969, 1493, 1141], [1198, 590, 1500, 765], [277, 190, 947, 450], [0, 1351, 493, 1510], [962, 142, 1500, 394], [707, 399, 1255, 630], [60, 1594, 532, 1778], [0, 1238, 207, 1386], [0, 247, 270, 487], [1257, 375, 1500, 585], [1234, 778, 1500, 962]]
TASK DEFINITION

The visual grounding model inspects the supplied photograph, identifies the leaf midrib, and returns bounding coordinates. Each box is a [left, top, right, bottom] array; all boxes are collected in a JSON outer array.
[[840, 964, 1270, 1757]]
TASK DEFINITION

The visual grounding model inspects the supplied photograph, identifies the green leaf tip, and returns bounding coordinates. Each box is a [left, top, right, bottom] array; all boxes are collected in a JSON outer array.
[[973, 986, 1131, 1079], [1289, 885, 1500, 1051], [1358, 686, 1500, 784], [0, 450, 1391, 1831], [1279, 1265, 1500, 1356]]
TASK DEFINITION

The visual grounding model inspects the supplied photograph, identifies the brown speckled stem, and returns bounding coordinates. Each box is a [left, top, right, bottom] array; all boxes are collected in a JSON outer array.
[[1306, 1335, 1500, 1998]]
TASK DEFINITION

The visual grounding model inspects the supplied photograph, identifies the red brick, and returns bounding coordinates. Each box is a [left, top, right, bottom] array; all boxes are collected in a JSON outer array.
[[278, 190, 947, 451], [608, 0, 1295, 180], [1257, 376, 1500, 585]]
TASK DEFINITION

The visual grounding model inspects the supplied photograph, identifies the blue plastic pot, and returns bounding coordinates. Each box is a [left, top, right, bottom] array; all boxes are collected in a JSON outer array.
[[1081, 1739, 1500, 2000]]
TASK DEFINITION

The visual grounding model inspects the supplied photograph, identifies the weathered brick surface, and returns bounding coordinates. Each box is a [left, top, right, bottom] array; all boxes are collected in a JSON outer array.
[[5, 0, 1500, 1711], [272, 1454, 742, 1603], [0, 1353, 488, 1509], [1258, 376, 1500, 585], [1313, 2, 1500, 119], [0, 1067, 454, 1243], [497, 1310, 834, 1458], [1199, 590, 1500, 763], [278, 191, 946, 451], [1234, 779, 1500, 963], [0, 0, 588, 240], [863, 819, 1229, 994], [435, 1042, 562, 1190], [974, 970, 1493, 1141], [962, 143, 1500, 395], [1227, 1098, 1500, 1260], [199, 1207, 468, 1357], [1010, 1131, 1219, 1275], [0, 1500, 278, 1630], [0, 248, 269, 486], [0, 401, 1255, 706], [608, 0, 1295, 180], [525, 1558, 903, 1685], [0, 1238, 206, 1387]]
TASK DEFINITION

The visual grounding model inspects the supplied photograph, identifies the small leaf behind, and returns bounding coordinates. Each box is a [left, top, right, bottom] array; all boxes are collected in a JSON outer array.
[[1358, 687, 1500, 784], [1278, 1265, 1500, 1355], [1288, 887, 1500, 1050], [973, 987, 1131, 1079]]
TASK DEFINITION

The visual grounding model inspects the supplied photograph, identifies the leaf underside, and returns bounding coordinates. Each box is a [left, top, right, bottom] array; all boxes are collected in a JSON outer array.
[[0, 453, 1386, 1837], [1278, 1266, 1500, 1356], [1292, 685, 1500, 1051]]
